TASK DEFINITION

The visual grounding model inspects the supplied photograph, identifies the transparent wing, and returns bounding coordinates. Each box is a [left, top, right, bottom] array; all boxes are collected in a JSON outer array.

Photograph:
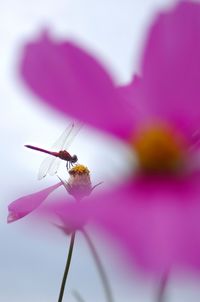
[[63, 123, 83, 151], [38, 156, 57, 180], [38, 122, 82, 179], [52, 122, 75, 151], [48, 157, 61, 176], [53, 123, 82, 174]]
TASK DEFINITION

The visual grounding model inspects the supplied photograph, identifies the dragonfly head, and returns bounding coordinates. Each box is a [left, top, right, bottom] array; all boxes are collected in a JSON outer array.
[[71, 154, 78, 163]]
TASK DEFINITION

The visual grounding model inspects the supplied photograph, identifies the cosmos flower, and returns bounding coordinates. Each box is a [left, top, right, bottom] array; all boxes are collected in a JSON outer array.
[[8, 165, 92, 224], [20, 1, 200, 275], [65, 164, 92, 201]]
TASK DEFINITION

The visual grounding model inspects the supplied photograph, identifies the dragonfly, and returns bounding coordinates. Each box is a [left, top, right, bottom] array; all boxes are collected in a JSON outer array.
[[25, 123, 81, 180]]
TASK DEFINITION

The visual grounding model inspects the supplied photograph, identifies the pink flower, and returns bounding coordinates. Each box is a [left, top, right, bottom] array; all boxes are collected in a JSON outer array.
[[7, 182, 62, 223], [8, 165, 92, 224], [19, 1, 200, 274]]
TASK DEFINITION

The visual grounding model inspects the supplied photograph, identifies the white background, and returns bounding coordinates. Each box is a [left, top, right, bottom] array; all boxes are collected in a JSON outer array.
[[1, 0, 200, 301]]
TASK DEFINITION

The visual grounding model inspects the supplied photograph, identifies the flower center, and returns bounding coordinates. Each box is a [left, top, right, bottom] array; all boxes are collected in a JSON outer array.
[[68, 164, 92, 200], [69, 164, 90, 176], [132, 124, 186, 174]]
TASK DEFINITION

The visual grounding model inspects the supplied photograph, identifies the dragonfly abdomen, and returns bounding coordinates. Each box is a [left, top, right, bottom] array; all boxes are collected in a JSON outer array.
[[25, 145, 59, 157]]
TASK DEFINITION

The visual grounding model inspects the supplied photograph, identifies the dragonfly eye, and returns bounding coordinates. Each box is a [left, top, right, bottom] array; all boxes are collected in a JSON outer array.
[[71, 155, 78, 163]]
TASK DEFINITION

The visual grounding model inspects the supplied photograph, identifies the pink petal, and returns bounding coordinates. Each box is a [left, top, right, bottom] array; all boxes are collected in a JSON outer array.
[[44, 173, 200, 275], [41, 198, 89, 232], [21, 33, 134, 140], [7, 182, 62, 223], [96, 174, 200, 274], [117, 75, 149, 128], [140, 2, 200, 137]]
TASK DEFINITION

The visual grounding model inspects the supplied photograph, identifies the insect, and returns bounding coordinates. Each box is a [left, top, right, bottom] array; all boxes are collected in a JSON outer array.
[[25, 123, 81, 180]]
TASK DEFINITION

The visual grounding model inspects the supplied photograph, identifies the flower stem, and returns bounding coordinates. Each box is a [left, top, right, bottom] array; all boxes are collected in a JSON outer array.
[[82, 229, 114, 302], [57, 232, 76, 302], [157, 271, 168, 302]]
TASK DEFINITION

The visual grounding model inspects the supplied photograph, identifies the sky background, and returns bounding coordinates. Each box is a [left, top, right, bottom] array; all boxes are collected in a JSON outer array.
[[1, 0, 200, 301]]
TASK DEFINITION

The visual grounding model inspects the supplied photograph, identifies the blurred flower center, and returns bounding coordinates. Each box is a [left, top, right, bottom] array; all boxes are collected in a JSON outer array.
[[133, 124, 186, 174]]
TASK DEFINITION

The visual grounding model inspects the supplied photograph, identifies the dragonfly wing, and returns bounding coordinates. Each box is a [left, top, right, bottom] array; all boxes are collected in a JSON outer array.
[[38, 122, 82, 179], [48, 157, 61, 176], [63, 123, 83, 151], [38, 156, 56, 180], [52, 122, 75, 151], [38, 123, 74, 179]]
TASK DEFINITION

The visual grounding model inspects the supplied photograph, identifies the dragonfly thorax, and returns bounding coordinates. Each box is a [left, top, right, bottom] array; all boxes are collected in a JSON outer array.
[[58, 150, 78, 163], [58, 150, 72, 160]]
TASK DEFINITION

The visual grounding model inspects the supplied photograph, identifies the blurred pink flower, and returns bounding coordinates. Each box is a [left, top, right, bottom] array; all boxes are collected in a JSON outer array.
[[19, 1, 200, 274], [8, 164, 92, 225], [7, 182, 62, 223]]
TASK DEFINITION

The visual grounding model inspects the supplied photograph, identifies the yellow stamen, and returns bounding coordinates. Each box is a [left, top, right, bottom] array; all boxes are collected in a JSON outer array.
[[69, 164, 90, 175], [132, 124, 186, 174]]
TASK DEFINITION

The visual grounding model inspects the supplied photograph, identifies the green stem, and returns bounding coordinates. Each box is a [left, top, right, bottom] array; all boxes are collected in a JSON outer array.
[[57, 232, 76, 302], [82, 229, 114, 302]]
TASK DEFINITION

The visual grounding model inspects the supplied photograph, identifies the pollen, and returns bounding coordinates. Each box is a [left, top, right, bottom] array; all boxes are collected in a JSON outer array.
[[69, 164, 90, 176], [132, 124, 186, 174]]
